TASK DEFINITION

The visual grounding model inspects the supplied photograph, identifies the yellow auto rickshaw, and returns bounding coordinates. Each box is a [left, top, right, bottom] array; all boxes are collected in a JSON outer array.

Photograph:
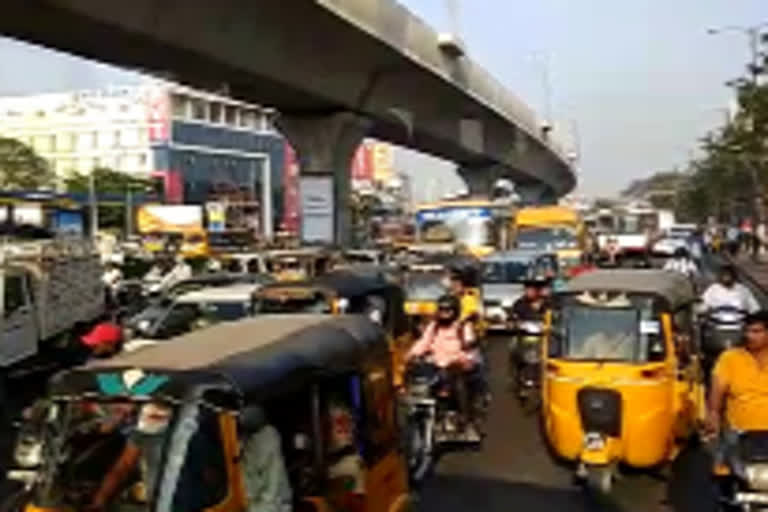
[[542, 269, 704, 491], [12, 315, 411, 512], [254, 270, 414, 388], [266, 247, 332, 281]]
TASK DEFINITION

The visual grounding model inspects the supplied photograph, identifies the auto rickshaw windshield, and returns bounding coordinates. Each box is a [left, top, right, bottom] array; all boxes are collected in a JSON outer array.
[[552, 295, 665, 363], [404, 274, 446, 301], [26, 397, 228, 512]]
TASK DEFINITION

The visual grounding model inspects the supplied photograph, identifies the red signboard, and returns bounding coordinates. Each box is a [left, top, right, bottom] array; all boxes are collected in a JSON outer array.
[[146, 87, 170, 143], [351, 142, 374, 186], [151, 170, 183, 203], [282, 142, 300, 233]]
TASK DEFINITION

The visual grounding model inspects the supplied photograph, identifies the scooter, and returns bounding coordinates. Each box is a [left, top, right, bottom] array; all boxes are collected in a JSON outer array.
[[713, 430, 768, 511], [402, 361, 483, 483], [510, 320, 543, 412]]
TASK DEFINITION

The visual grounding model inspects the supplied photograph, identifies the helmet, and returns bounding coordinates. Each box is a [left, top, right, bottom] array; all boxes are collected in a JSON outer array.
[[436, 294, 461, 322]]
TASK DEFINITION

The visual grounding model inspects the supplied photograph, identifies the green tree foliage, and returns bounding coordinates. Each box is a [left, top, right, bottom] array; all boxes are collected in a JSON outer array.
[[643, 36, 768, 223], [62, 166, 156, 194], [0, 137, 56, 190]]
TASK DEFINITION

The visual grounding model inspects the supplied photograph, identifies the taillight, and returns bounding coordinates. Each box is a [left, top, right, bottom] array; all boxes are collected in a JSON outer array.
[[640, 368, 665, 379]]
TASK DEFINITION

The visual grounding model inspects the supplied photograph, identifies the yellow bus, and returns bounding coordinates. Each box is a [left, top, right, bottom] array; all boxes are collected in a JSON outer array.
[[513, 205, 586, 268], [413, 198, 515, 257]]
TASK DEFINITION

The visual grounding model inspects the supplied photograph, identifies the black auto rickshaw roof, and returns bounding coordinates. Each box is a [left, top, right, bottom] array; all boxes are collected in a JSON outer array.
[[49, 315, 388, 403], [563, 269, 695, 309]]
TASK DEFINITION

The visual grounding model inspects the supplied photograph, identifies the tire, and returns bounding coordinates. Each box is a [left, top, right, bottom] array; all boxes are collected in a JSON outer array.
[[406, 416, 432, 485], [586, 466, 613, 494]]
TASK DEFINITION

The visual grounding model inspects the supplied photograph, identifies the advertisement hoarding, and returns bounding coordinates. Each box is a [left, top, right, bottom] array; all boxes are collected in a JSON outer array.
[[299, 176, 334, 243], [136, 205, 203, 234], [282, 142, 301, 233]]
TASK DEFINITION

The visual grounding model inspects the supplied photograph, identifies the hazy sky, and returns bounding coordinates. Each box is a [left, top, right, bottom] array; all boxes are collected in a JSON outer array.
[[0, 1, 765, 197]]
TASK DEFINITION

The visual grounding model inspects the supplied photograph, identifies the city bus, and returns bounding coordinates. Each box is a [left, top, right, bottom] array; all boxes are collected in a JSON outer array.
[[512, 205, 586, 270], [413, 198, 515, 257]]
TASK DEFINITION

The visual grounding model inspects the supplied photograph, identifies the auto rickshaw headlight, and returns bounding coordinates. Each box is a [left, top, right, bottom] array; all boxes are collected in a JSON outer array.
[[745, 464, 768, 491], [502, 298, 514, 309]]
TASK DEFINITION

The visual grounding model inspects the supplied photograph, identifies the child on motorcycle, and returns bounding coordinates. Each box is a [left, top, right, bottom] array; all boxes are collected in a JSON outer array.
[[406, 294, 481, 440]]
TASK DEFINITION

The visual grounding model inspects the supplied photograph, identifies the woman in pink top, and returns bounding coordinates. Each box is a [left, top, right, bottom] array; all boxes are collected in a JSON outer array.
[[407, 294, 480, 438]]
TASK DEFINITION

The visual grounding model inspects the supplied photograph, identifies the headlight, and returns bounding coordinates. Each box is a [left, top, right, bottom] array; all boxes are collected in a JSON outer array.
[[745, 464, 768, 491], [14, 436, 42, 468], [138, 319, 151, 332], [522, 346, 540, 364], [501, 299, 514, 308]]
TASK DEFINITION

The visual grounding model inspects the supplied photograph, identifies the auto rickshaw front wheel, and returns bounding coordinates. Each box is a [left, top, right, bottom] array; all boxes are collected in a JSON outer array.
[[583, 465, 614, 494]]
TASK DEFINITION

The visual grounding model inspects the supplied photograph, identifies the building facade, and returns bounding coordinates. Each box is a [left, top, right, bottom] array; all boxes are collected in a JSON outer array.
[[0, 81, 285, 236]]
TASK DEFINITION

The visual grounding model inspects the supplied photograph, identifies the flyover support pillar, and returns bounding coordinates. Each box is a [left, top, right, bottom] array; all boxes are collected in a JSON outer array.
[[278, 113, 371, 246]]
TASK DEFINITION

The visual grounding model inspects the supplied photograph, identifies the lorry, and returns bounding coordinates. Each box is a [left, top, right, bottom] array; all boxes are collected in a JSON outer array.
[[0, 239, 104, 392]]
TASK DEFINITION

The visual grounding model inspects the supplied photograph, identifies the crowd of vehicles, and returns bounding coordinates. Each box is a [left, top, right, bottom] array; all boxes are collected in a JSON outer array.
[[2, 193, 766, 512]]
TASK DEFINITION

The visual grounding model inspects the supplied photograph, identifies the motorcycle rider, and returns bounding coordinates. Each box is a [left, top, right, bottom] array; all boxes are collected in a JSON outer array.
[[702, 264, 759, 314], [509, 278, 547, 324], [706, 310, 768, 465], [406, 294, 481, 441]]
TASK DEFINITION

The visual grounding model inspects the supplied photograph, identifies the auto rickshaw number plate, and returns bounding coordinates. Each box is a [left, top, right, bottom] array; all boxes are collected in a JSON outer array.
[[584, 432, 605, 451]]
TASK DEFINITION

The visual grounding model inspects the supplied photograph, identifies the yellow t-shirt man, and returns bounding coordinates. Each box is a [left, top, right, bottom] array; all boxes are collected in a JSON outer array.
[[713, 347, 768, 431]]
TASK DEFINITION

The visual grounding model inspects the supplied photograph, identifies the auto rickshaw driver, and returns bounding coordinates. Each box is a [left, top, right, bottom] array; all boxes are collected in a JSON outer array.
[[87, 401, 173, 511]]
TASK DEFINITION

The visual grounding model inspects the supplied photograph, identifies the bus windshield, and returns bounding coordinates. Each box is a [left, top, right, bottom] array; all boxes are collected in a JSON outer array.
[[416, 207, 497, 247], [516, 227, 577, 251]]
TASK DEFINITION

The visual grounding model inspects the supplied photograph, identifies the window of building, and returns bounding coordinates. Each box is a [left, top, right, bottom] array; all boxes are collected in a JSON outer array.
[[138, 128, 148, 145], [224, 105, 237, 126], [138, 153, 149, 169], [114, 131, 122, 148], [191, 98, 207, 121], [171, 93, 188, 119], [240, 109, 256, 129], [209, 102, 222, 124]]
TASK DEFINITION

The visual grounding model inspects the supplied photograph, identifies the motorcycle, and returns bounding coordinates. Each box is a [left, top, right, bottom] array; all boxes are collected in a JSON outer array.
[[510, 320, 544, 412], [701, 305, 747, 378], [402, 360, 484, 483], [714, 430, 768, 511]]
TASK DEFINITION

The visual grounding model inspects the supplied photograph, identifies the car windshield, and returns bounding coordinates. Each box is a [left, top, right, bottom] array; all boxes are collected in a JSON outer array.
[[551, 297, 665, 362], [555, 306, 639, 361], [199, 301, 249, 321], [482, 261, 531, 284], [516, 227, 577, 250], [417, 207, 496, 247]]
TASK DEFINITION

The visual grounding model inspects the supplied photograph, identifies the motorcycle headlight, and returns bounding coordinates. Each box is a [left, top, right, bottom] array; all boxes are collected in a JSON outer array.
[[745, 464, 768, 491], [14, 437, 42, 468], [138, 319, 151, 333]]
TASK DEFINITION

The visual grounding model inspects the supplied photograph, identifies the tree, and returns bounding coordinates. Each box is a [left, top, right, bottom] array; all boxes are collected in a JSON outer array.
[[63, 167, 157, 230], [0, 137, 55, 190]]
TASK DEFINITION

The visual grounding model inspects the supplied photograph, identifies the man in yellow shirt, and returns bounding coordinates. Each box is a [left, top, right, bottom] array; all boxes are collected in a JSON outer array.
[[708, 310, 768, 435], [448, 268, 480, 322]]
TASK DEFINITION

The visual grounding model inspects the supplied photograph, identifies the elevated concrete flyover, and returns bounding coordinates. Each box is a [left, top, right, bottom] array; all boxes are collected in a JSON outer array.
[[1, 0, 576, 241]]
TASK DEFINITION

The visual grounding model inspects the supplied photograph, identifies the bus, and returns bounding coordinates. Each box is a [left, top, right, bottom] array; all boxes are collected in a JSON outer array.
[[413, 199, 515, 257], [513, 205, 586, 269]]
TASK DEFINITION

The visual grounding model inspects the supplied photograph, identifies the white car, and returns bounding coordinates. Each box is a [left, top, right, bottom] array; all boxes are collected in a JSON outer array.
[[124, 283, 263, 352], [652, 236, 689, 257]]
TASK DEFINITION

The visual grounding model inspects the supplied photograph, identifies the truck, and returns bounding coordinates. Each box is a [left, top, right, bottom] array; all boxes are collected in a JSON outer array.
[[0, 239, 104, 390]]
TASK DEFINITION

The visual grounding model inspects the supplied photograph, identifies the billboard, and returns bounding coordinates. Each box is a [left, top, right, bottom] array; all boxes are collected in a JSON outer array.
[[146, 87, 170, 143], [351, 142, 374, 187], [299, 176, 334, 243], [282, 142, 300, 233], [136, 205, 203, 234], [371, 142, 394, 184]]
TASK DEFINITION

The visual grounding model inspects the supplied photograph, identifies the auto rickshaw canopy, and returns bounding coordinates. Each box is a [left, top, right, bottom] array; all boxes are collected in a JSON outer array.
[[563, 269, 695, 310], [49, 314, 389, 403]]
